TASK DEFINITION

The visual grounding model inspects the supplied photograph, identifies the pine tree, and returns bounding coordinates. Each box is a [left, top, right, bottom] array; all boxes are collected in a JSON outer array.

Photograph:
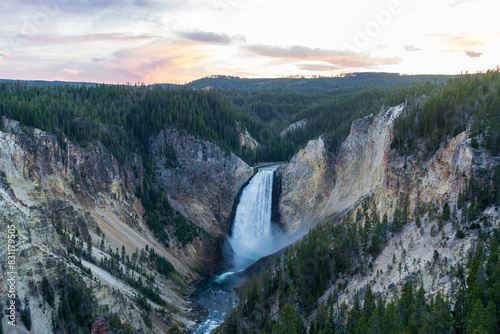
[[399, 281, 414, 327], [483, 300, 497, 334], [467, 299, 486, 333], [86, 238, 93, 257], [382, 301, 402, 333]]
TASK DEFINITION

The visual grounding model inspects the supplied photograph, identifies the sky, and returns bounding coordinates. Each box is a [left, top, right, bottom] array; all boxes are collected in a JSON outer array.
[[0, 0, 499, 84]]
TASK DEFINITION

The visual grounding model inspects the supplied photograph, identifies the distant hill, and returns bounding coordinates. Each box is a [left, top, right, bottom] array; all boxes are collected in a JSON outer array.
[[185, 73, 455, 93], [0, 78, 98, 88], [1, 72, 455, 92]]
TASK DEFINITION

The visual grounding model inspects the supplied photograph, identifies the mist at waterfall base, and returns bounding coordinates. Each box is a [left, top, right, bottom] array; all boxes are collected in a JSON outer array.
[[228, 168, 287, 269], [191, 166, 288, 334]]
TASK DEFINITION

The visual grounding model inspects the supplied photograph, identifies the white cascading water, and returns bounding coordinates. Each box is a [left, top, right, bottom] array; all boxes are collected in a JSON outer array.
[[228, 167, 279, 269], [193, 165, 285, 334]]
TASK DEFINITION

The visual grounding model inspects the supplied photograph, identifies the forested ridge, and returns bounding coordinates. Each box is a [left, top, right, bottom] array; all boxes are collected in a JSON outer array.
[[0, 82, 256, 164], [0, 75, 451, 253], [221, 74, 449, 159], [392, 68, 500, 158], [0, 72, 452, 165]]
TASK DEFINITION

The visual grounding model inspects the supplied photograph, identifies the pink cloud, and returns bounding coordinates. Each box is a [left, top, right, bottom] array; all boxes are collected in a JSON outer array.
[[59, 69, 80, 75], [433, 33, 500, 53], [246, 44, 400, 69], [0, 53, 13, 58], [109, 41, 215, 84]]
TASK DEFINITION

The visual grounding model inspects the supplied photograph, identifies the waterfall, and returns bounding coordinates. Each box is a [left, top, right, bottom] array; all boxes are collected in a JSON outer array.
[[192, 165, 285, 334], [228, 166, 280, 269]]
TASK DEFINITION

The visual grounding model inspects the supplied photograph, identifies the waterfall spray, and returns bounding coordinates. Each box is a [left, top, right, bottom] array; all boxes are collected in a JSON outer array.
[[228, 166, 282, 269]]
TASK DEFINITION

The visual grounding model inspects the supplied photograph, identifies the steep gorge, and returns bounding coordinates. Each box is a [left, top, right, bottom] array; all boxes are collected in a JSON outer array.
[[1, 84, 499, 333]]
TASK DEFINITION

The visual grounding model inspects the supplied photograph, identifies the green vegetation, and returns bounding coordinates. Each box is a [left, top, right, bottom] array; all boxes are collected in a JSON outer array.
[[173, 214, 199, 246], [0, 82, 252, 163], [0, 73, 451, 166], [149, 247, 175, 276], [334, 233, 500, 334], [20, 296, 32, 331], [53, 269, 97, 333], [392, 68, 500, 158], [225, 77, 441, 160], [222, 215, 500, 334], [187, 73, 452, 93], [41, 276, 55, 307], [97, 244, 171, 306], [143, 191, 200, 247], [107, 313, 136, 334]]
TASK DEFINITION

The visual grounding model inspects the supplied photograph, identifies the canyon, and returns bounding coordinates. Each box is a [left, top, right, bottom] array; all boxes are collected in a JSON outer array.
[[1, 99, 499, 333]]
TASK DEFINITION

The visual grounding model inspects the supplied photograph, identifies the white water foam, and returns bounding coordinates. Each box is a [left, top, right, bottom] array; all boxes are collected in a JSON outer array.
[[228, 167, 283, 269]]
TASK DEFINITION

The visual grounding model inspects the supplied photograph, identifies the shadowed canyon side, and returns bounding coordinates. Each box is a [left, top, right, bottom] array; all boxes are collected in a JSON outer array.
[[0, 119, 253, 333], [150, 128, 254, 272]]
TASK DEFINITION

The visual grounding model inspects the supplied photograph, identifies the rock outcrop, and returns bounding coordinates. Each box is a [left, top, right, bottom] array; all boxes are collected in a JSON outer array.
[[278, 136, 334, 233], [151, 128, 253, 236], [280, 103, 497, 229], [150, 128, 254, 273]]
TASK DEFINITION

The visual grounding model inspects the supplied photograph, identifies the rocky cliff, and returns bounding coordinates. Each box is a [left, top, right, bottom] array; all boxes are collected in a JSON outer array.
[[277, 103, 500, 309], [0, 119, 253, 333], [150, 128, 254, 272], [151, 128, 253, 236], [278, 136, 334, 233], [280, 103, 497, 229]]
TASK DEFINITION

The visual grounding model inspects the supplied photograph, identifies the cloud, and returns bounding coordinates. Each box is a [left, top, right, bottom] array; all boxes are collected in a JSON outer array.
[[246, 44, 400, 69], [465, 50, 484, 58], [296, 63, 339, 72], [178, 30, 245, 45], [72, 33, 155, 43], [47, 0, 179, 15], [109, 40, 215, 84], [20, 33, 156, 45], [432, 33, 500, 53], [450, 0, 478, 6], [404, 45, 422, 52], [59, 69, 80, 75], [0, 53, 13, 58]]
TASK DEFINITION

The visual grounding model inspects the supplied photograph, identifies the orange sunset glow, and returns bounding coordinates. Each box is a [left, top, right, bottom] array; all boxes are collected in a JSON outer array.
[[1, 0, 499, 83]]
